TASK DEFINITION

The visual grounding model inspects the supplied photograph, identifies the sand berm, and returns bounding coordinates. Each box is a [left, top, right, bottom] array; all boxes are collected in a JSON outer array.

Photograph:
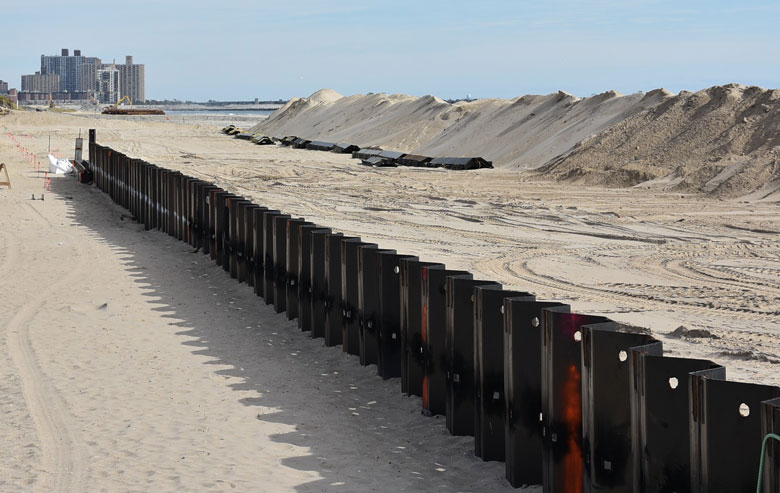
[[253, 85, 780, 200]]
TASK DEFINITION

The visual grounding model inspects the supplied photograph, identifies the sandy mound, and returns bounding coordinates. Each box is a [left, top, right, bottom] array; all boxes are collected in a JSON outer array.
[[251, 88, 666, 170], [252, 84, 780, 198], [537, 84, 780, 198], [415, 89, 664, 170], [251, 91, 450, 151], [307, 88, 343, 104]]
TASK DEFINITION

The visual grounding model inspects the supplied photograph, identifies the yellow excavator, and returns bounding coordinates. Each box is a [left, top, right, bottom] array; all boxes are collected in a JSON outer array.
[[112, 95, 133, 108]]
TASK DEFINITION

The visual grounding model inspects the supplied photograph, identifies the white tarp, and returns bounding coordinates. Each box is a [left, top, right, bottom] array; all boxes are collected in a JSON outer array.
[[48, 154, 74, 174]]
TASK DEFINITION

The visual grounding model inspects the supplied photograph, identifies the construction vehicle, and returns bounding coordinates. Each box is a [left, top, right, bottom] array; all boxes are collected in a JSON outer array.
[[113, 95, 133, 108], [102, 95, 164, 115]]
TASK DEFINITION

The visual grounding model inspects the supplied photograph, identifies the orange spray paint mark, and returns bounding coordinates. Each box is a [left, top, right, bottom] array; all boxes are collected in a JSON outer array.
[[562, 363, 583, 493]]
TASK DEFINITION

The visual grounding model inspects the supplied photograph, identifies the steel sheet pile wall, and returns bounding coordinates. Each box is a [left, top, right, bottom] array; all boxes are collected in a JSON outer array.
[[88, 137, 780, 492]]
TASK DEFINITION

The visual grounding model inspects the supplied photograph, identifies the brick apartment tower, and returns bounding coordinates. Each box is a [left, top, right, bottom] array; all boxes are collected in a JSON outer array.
[[117, 56, 146, 103]]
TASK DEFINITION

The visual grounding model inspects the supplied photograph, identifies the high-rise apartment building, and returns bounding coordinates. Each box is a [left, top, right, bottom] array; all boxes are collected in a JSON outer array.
[[41, 49, 100, 94], [19, 50, 147, 103], [80, 58, 102, 94], [117, 56, 146, 103], [39, 48, 101, 97], [96, 65, 120, 103], [21, 72, 61, 93], [0, 80, 8, 93]]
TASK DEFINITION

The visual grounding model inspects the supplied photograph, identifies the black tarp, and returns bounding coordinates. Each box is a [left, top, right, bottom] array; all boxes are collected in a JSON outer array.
[[253, 136, 275, 145], [307, 141, 336, 151], [292, 138, 311, 149], [378, 150, 405, 163], [429, 157, 493, 170], [332, 142, 360, 153], [353, 148, 383, 160], [398, 154, 432, 167]]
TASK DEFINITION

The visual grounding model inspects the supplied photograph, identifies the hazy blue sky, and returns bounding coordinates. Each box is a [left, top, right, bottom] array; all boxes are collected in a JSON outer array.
[[2, 0, 779, 101]]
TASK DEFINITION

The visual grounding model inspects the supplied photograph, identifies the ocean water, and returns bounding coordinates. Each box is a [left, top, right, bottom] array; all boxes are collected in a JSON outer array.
[[165, 109, 275, 117], [160, 109, 275, 128]]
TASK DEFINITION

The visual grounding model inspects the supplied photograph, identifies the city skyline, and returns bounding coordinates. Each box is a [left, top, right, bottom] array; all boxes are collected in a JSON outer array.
[[13, 49, 145, 104], [1, 1, 780, 101]]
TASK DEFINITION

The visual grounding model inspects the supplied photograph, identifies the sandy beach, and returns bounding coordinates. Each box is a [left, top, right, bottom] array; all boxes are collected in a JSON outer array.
[[1, 110, 778, 491]]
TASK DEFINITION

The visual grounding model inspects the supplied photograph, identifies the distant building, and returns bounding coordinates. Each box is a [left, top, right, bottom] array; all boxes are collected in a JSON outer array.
[[17, 49, 148, 103], [0, 80, 8, 93], [116, 55, 145, 103], [39, 48, 100, 98], [96, 65, 120, 103], [80, 58, 102, 94], [21, 72, 61, 94]]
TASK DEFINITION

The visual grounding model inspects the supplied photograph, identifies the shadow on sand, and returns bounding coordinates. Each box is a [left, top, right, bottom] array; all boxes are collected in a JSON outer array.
[[50, 174, 516, 492]]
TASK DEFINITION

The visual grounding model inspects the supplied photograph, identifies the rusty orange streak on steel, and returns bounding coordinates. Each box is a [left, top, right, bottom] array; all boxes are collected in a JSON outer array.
[[563, 363, 583, 493]]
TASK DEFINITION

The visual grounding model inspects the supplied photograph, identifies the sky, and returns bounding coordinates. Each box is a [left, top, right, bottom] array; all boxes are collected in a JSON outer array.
[[2, 0, 779, 101]]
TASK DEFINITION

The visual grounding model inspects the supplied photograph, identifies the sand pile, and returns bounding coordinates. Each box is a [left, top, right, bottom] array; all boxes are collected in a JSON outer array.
[[255, 91, 453, 152], [537, 84, 780, 199], [415, 89, 670, 169], [251, 84, 780, 198], [251, 89, 667, 169]]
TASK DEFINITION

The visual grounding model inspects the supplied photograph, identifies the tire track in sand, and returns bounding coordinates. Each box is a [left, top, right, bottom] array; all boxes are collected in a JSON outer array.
[[5, 202, 89, 492]]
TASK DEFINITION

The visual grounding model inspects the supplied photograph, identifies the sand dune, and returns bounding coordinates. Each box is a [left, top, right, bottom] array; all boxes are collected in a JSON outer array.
[[256, 92, 454, 153], [253, 85, 780, 198], [538, 84, 780, 198], [253, 88, 670, 170]]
